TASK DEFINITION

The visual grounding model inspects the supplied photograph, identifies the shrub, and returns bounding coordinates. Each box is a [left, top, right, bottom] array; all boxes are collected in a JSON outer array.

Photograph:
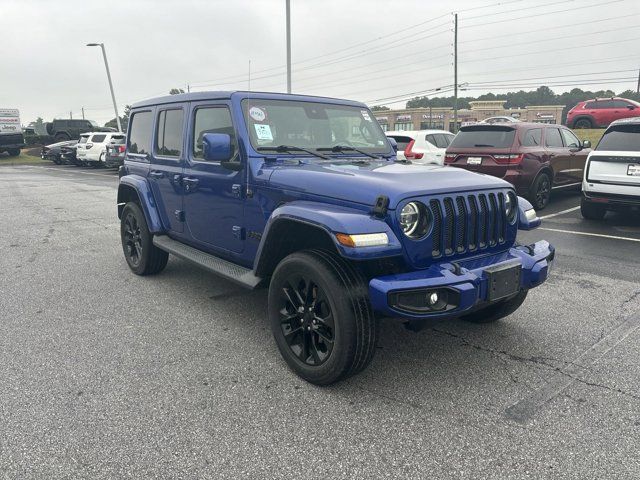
[[24, 135, 55, 146]]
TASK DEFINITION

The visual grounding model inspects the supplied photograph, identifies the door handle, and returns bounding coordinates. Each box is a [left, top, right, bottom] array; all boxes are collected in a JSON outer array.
[[182, 177, 199, 191], [149, 171, 164, 179]]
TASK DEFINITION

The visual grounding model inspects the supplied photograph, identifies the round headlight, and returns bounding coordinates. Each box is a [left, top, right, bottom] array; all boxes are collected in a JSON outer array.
[[505, 192, 517, 224], [400, 201, 431, 239]]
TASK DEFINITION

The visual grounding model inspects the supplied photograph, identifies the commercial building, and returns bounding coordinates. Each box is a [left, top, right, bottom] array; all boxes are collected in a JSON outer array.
[[374, 100, 565, 132]]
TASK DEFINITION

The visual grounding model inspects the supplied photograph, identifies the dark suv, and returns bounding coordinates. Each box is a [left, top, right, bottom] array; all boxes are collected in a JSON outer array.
[[45, 119, 115, 142], [445, 123, 591, 209], [116, 91, 554, 385], [567, 97, 640, 129]]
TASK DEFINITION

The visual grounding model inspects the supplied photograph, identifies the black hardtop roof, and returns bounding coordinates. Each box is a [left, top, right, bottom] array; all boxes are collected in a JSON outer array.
[[130, 90, 367, 110]]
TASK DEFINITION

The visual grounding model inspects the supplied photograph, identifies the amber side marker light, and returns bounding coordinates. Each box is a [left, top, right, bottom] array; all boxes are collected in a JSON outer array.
[[335, 233, 389, 248]]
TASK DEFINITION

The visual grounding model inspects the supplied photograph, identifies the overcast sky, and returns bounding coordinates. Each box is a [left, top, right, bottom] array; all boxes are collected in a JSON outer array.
[[2, 0, 639, 126]]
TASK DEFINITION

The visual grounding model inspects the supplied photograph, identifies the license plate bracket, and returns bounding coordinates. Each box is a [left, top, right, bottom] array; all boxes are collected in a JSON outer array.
[[467, 156, 482, 165], [627, 164, 640, 176], [485, 261, 521, 302]]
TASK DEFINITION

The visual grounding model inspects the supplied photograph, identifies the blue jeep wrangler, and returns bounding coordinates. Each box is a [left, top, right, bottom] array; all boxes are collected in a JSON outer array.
[[117, 91, 554, 385]]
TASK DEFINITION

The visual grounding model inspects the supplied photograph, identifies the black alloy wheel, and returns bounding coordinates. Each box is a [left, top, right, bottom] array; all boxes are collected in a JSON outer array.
[[531, 172, 551, 210], [123, 210, 143, 269], [278, 274, 335, 366]]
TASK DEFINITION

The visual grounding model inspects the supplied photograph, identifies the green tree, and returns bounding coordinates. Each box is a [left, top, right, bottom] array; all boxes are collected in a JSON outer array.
[[105, 105, 131, 132], [371, 105, 390, 111], [170, 88, 185, 95]]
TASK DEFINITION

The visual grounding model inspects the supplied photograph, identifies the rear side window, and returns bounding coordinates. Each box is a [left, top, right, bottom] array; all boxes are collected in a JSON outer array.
[[155, 109, 184, 157], [430, 133, 453, 148], [596, 124, 640, 151], [91, 134, 106, 143], [560, 129, 580, 148], [78, 136, 89, 144], [545, 128, 564, 148], [522, 128, 542, 147], [192, 107, 236, 160], [110, 135, 126, 144], [387, 135, 413, 151], [128, 111, 153, 155], [586, 100, 613, 109], [612, 100, 632, 108], [449, 127, 516, 148]]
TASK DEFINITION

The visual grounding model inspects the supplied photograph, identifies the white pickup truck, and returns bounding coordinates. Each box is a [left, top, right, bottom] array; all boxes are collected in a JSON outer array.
[[0, 108, 25, 156], [581, 117, 640, 219]]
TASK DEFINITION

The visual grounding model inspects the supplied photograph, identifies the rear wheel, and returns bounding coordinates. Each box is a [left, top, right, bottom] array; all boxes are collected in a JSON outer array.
[[461, 290, 528, 324], [7, 149, 20, 157], [54, 133, 70, 142], [580, 197, 606, 220], [573, 118, 593, 129], [528, 172, 552, 210], [269, 249, 378, 385], [120, 202, 168, 275]]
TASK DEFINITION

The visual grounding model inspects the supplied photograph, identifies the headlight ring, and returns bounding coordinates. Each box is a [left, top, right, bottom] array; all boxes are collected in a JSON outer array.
[[400, 201, 432, 239]]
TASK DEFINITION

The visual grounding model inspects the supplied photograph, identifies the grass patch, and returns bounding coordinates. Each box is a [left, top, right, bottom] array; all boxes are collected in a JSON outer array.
[[0, 152, 49, 166], [575, 128, 604, 147]]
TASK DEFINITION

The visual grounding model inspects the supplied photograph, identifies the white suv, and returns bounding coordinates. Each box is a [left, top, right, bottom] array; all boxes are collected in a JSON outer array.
[[386, 130, 455, 165], [581, 118, 640, 219], [76, 131, 126, 166]]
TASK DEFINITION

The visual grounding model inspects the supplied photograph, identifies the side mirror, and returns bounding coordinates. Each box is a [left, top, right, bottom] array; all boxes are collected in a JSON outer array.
[[203, 133, 233, 162], [387, 137, 398, 153], [517, 196, 541, 230], [582, 139, 591, 149]]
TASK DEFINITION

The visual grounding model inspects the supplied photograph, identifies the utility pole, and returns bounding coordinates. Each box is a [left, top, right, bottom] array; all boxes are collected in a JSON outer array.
[[637, 67, 639, 93], [453, 13, 458, 133], [187, 83, 190, 93], [81, 107, 85, 120], [87, 43, 122, 132], [70, 111, 73, 119], [286, 0, 291, 93]]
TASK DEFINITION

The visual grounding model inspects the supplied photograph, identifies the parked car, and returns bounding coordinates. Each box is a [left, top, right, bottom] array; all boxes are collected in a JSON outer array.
[[385, 130, 455, 164], [581, 117, 640, 219], [45, 119, 115, 142], [445, 122, 591, 209], [104, 136, 126, 168], [76, 132, 126, 166], [481, 116, 521, 124], [60, 142, 81, 166], [117, 91, 554, 385], [41, 140, 77, 164], [566, 97, 640, 129], [0, 108, 25, 156]]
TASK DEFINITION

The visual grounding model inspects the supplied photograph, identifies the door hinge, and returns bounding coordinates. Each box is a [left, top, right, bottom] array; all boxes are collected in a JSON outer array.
[[174, 210, 185, 222], [232, 184, 242, 198], [232, 226, 245, 240]]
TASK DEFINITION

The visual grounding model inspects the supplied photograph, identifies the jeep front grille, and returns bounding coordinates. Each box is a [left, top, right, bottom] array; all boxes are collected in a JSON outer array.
[[429, 192, 507, 258]]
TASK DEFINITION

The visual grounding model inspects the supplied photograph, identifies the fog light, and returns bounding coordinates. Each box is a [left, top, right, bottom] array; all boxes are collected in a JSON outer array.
[[428, 292, 439, 305]]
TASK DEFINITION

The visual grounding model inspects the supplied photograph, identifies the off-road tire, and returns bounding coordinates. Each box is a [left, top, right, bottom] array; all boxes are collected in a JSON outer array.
[[460, 289, 528, 324], [528, 171, 552, 210], [269, 249, 378, 385], [54, 133, 70, 142], [120, 202, 168, 275], [580, 197, 606, 220]]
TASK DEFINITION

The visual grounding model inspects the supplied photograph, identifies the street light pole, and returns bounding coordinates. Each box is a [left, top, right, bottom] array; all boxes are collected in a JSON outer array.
[[286, 0, 291, 93], [87, 43, 122, 132]]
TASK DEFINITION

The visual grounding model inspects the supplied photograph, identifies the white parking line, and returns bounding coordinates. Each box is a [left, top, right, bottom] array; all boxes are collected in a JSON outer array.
[[539, 206, 581, 219], [539, 227, 640, 243], [35, 166, 117, 178]]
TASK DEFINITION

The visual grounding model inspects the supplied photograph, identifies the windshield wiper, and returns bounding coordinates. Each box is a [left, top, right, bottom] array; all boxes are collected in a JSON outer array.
[[257, 145, 329, 159], [317, 145, 379, 159]]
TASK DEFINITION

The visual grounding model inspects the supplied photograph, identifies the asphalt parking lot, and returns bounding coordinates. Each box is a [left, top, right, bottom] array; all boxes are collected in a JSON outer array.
[[1, 163, 639, 479]]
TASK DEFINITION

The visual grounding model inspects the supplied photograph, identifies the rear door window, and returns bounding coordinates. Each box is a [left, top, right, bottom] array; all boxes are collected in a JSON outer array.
[[596, 124, 640, 151], [449, 127, 516, 148], [425, 134, 436, 147], [127, 110, 154, 155], [522, 128, 542, 147], [155, 109, 184, 157], [545, 128, 564, 148], [560, 129, 580, 148], [387, 135, 413, 151]]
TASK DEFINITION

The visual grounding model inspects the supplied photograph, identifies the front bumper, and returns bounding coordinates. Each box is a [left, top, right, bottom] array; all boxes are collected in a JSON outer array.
[[369, 240, 554, 320]]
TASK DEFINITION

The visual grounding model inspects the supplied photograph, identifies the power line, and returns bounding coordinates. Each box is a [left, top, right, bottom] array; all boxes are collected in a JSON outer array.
[[462, 0, 576, 20]]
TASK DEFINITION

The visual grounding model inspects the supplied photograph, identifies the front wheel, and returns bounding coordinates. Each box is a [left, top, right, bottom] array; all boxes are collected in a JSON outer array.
[[573, 118, 593, 129], [269, 250, 378, 385], [120, 202, 168, 275], [460, 290, 528, 324], [528, 172, 552, 210], [581, 197, 606, 220]]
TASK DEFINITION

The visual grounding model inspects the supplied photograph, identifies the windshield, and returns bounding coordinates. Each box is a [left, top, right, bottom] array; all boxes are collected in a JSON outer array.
[[242, 99, 389, 155], [596, 124, 640, 151], [449, 127, 516, 149]]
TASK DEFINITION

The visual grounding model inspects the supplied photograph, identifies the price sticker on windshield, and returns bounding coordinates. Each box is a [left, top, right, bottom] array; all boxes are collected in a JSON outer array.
[[254, 124, 273, 141], [361, 110, 372, 122]]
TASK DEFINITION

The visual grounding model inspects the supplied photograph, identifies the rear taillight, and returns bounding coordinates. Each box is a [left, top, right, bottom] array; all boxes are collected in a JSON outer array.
[[493, 154, 524, 165], [117, 145, 125, 153], [444, 154, 456, 164], [404, 139, 423, 160]]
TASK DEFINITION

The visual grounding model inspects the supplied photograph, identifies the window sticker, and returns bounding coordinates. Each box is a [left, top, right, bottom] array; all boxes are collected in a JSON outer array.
[[254, 123, 273, 141], [361, 110, 372, 122], [249, 106, 267, 122]]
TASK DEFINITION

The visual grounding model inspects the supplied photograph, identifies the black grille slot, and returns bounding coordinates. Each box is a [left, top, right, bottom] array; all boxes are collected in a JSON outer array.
[[488, 193, 498, 246], [443, 198, 455, 255], [430, 200, 442, 257], [498, 193, 506, 242], [468, 196, 478, 251], [455, 196, 466, 253], [478, 194, 488, 248]]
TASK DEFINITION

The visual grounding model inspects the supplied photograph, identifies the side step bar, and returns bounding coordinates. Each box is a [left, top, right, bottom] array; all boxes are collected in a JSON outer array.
[[152, 235, 263, 289]]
